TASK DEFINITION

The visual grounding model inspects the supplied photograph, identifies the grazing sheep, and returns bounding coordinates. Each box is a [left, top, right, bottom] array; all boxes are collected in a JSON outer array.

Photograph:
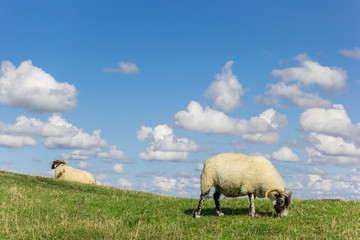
[[194, 153, 293, 218], [50, 159, 96, 185]]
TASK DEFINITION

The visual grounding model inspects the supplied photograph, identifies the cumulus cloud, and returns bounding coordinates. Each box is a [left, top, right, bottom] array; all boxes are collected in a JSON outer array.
[[256, 82, 332, 109], [103, 61, 139, 74], [61, 149, 99, 160], [151, 175, 200, 197], [97, 145, 130, 162], [300, 105, 360, 141], [0, 60, 78, 113], [174, 101, 287, 144], [0, 134, 36, 148], [113, 164, 125, 174], [287, 182, 304, 190], [272, 54, 347, 91], [77, 161, 92, 170], [205, 61, 245, 112], [0, 114, 107, 150], [118, 178, 132, 188], [301, 105, 360, 165], [307, 174, 355, 198], [137, 124, 200, 162], [2, 114, 77, 137], [44, 129, 107, 149], [136, 126, 153, 142], [152, 176, 177, 192], [195, 163, 204, 171], [307, 133, 360, 157], [272, 146, 301, 162], [340, 47, 360, 60], [305, 147, 359, 165]]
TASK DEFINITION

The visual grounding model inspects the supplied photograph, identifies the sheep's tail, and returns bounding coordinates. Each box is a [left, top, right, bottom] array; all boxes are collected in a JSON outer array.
[[200, 161, 215, 194]]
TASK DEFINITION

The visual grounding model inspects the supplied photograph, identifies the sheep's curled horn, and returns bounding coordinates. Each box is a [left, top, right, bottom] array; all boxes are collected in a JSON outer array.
[[265, 188, 285, 199], [265, 188, 293, 199]]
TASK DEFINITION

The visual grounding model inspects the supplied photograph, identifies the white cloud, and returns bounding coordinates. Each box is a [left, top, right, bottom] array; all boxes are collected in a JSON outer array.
[[96, 174, 107, 181], [113, 164, 125, 174], [205, 61, 244, 112], [272, 146, 301, 162], [138, 124, 200, 162], [139, 151, 190, 162], [96, 174, 112, 186], [0, 60, 78, 113], [272, 54, 347, 91], [340, 47, 360, 60], [61, 149, 99, 160], [287, 182, 304, 190], [195, 163, 203, 171], [103, 61, 139, 74], [249, 152, 271, 160], [152, 176, 177, 192], [151, 175, 200, 197], [136, 126, 153, 141], [300, 105, 360, 141], [306, 167, 327, 175], [308, 133, 360, 157], [77, 161, 92, 170], [44, 129, 107, 149], [0, 114, 107, 150], [1, 114, 77, 137], [242, 132, 280, 144], [97, 145, 130, 162], [118, 178, 132, 188], [305, 147, 359, 165], [174, 101, 287, 144], [256, 82, 332, 109], [0, 134, 36, 148], [301, 105, 360, 166], [307, 174, 354, 197]]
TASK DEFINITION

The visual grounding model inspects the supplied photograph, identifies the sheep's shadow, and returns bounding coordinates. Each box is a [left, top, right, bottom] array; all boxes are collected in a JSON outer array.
[[184, 207, 274, 217]]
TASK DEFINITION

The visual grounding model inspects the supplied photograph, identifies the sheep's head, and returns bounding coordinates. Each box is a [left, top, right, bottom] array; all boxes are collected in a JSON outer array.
[[50, 159, 66, 169], [266, 188, 293, 217]]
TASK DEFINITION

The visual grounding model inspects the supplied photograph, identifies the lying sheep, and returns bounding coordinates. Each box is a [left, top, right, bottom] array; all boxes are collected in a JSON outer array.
[[50, 159, 96, 185], [194, 153, 293, 218]]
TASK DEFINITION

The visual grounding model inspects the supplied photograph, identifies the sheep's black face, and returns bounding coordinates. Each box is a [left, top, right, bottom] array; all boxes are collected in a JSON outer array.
[[51, 160, 59, 169], [274, 193, 292, 217]]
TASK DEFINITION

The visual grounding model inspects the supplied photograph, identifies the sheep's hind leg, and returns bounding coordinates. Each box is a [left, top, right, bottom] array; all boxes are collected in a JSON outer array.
[[248, 193, 257, 217], [194, 192, 209, 218], [213, 190, 224, 216]]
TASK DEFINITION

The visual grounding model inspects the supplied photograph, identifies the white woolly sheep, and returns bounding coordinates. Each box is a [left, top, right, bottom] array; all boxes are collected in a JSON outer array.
[[50, 159, 97, 185], [194, 153, 293, 218]]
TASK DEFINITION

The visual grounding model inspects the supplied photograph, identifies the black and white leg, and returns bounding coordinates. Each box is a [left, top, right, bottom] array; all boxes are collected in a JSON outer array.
[[194, 192, 209, 218], [248, 193, 257, 217], [213, 190, 224, 216]]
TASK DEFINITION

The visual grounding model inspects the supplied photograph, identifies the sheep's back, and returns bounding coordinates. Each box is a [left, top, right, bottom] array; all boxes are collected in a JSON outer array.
[[55, 165, 96, 184], [204, 153, 285, 198]]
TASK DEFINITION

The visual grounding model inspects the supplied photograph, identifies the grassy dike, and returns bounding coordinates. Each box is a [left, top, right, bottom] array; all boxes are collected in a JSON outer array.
[[1, 170, 359, 239]]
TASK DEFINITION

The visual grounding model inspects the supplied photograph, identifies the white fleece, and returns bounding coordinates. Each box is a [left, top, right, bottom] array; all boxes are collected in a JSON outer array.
[[200, 153, 285, 198], [55, 164, 96, 185]]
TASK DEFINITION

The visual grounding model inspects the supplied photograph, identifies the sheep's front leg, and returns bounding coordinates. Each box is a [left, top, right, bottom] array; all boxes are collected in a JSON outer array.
[[213, 190, 224, 216], [248, 193, 257, 217], [194, 192, 208, 218]]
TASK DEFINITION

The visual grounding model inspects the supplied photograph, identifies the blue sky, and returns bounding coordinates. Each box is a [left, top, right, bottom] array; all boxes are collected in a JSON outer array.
[[1, 0, 360, 199]]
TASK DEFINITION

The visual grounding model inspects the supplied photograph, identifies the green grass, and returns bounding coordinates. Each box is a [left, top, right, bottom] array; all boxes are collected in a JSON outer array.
[[1, 170, 359, 239]]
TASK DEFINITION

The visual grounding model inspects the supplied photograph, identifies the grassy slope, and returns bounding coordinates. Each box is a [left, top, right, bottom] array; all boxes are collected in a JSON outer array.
[[1, 171, 359, 239]]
